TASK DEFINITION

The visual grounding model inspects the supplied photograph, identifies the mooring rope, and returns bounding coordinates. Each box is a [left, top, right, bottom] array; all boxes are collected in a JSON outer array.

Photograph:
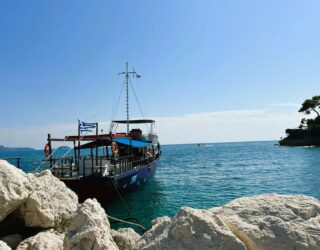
[[107, 215, 147, 232], [110, 177, 146, 232]]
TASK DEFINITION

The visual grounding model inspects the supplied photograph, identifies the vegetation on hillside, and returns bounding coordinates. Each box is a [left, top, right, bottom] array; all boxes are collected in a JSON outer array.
[[280, 95, 320, 146]]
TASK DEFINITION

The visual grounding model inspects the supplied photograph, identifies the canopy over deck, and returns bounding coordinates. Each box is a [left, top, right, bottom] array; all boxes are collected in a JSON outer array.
[[113, 138, 152, 148], [112, 119, 155, 124], [74, 138, 111, 149], [74, 137, 151, 149]]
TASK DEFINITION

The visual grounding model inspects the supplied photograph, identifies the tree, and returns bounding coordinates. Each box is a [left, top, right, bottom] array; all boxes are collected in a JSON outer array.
[[299, 95, 320, 117], [299, 118, 306, 129]]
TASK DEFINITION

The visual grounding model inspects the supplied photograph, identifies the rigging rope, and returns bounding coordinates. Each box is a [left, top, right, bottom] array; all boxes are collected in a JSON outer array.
[[109, 79, 126, 130], [129, 77, 146, 119], [129, 77, 150, 134], [33, 117, 96, 172]]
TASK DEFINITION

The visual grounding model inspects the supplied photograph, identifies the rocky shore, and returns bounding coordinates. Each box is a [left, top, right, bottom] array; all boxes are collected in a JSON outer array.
[[0, 159, 320, 250]]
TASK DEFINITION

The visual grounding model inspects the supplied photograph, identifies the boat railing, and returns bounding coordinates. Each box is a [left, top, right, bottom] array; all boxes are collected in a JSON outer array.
[[1, 157, 21, 169], [50, 152, 160, 178]]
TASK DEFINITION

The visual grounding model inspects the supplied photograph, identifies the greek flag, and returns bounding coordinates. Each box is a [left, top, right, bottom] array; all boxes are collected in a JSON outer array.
[[79, 121, 96, 133]]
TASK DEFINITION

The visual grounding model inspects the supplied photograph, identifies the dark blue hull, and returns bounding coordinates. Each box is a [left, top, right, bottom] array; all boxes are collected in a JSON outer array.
[[62, 158, 159, 202]]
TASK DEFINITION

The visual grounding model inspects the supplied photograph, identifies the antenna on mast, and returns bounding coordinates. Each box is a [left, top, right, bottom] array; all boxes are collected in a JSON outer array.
[[118, 62, 139, 135]]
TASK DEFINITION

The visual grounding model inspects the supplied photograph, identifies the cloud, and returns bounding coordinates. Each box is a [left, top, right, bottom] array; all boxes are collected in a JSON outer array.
[[268, 102, 300, 108], [152, 109, 303, 144], [0, 108, 304, 148]]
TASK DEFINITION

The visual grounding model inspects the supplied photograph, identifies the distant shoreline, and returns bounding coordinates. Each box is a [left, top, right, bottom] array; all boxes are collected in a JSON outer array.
[[0, 145, 35, 152]]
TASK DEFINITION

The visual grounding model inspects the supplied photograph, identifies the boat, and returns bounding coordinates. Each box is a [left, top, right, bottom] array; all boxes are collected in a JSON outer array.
[[44, 63, 161, 202]]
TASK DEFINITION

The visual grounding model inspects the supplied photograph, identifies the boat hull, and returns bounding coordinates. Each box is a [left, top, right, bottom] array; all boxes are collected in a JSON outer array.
[[61, 158, 159, 203]]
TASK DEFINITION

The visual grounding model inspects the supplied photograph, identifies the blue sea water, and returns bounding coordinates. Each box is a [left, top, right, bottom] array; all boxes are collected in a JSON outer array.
[[1, 141, 320, 230]]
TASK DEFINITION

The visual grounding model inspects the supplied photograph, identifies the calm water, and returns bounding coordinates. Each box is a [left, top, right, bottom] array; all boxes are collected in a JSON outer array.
[[1, 141, 320, 230]]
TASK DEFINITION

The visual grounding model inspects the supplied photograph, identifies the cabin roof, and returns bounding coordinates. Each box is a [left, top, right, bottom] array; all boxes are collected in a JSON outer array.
[[112, 119, 155, 124], [75, 138, 152, 149], [64, 134, 111, 141], [74, 139, 111, 149]]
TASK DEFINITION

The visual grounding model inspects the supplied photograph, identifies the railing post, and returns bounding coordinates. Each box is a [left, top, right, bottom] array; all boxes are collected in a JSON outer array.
[[69, 159, 72, 178], [100, 157, 102, 175], [83, 158, 86, 177]]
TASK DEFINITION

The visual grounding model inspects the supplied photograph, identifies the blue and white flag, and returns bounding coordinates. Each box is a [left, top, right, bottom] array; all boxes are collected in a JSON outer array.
[[79, 121, 96, 133]]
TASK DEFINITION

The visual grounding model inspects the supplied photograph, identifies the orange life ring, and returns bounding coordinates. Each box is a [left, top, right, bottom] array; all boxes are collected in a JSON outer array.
[[44, 144, 50, 157]]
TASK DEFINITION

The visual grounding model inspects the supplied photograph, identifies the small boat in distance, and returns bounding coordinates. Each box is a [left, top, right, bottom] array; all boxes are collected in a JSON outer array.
[[44, 63, 161, 202]]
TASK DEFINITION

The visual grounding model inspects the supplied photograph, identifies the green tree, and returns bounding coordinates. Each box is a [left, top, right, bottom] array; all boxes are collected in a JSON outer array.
[[299, 95, 320, 117]]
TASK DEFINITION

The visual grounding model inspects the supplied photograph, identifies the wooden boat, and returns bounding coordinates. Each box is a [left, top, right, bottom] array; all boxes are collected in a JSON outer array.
[[45, 63, 161, 202]]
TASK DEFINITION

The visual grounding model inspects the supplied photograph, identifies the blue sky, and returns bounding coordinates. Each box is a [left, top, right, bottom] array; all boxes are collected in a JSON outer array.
[[0, 0, 319, 147]]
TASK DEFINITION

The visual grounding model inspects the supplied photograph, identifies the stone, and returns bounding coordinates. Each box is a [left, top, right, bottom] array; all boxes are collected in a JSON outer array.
[[134, 194, 320, 250], [0, 241, 10, 250], [111, 228, 140, 250], [217, 193, 320, 250], [64, 198, 118, 250], [18, 170, 78, 230], [16, 229, 64, 250], [0, 234, 22, 249], [134, 208, 246, 250], [0, 160, 32, 223]]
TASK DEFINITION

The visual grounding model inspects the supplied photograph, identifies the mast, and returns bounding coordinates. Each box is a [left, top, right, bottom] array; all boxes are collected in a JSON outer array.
[[119, 62, 138, 135], [125, 62, 129, 135]]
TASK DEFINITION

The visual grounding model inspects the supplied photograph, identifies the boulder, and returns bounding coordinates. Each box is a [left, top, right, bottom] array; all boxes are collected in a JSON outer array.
[[0, 241, 10, 250], [16, 229, 64, 250], [217, 193, 320, 250], [134, 208, 246, 250], [134, 194, 320, 250], [0, 160, 32, 223], [18, 170, 78, 230], [64, 198, 118, 250], [0, 234, 22, 249], [111, 228, 140, 250]]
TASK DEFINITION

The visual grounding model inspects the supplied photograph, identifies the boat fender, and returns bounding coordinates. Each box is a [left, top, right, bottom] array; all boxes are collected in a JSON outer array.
[[44, 144, 50, 158]]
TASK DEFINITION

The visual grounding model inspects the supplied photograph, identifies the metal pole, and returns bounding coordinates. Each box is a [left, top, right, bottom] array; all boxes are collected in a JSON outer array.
[[126, 62, 129, 135]]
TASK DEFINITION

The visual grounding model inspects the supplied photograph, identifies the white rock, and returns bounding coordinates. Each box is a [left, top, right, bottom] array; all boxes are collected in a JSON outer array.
[[0, 241, 11, 250], [0, 160, 32, 223], [135, 208, 246, 250], [217, 193, 320, 250], [135, 194, 320, 250], [111, 228, 140, 250], [64, 198, 118, 250], [0, 234, 22, 249], [18, 170, 78, 230], [16, 229, 64, 250]]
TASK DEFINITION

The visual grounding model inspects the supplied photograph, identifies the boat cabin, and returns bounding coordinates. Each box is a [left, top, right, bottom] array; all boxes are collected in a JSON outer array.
[[46, 119, 160, 180]]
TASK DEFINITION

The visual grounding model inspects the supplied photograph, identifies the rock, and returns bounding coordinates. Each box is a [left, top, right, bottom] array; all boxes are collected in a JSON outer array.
[[64, 198, 118, 250], [135, 194, 320, 250], [0, 234, 22, 249], [111, 228, 140, 250], [0, 241, 11, 250], [217, 193, 320, 250], [0, 160, 32, 223], [135, 208, 246, 250], [18, 170, 78, 230], [16, 229, 64, 250]]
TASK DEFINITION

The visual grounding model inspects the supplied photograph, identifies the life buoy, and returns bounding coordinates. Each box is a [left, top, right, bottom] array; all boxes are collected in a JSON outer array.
[[44, 144, 50, 158]]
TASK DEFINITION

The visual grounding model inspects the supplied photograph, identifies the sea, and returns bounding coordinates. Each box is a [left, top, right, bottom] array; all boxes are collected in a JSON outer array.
[[1, 141, 320, 231]]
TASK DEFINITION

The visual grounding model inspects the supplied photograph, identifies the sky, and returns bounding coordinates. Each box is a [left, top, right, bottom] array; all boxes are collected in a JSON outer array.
[[0, 0, 319, 148]]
